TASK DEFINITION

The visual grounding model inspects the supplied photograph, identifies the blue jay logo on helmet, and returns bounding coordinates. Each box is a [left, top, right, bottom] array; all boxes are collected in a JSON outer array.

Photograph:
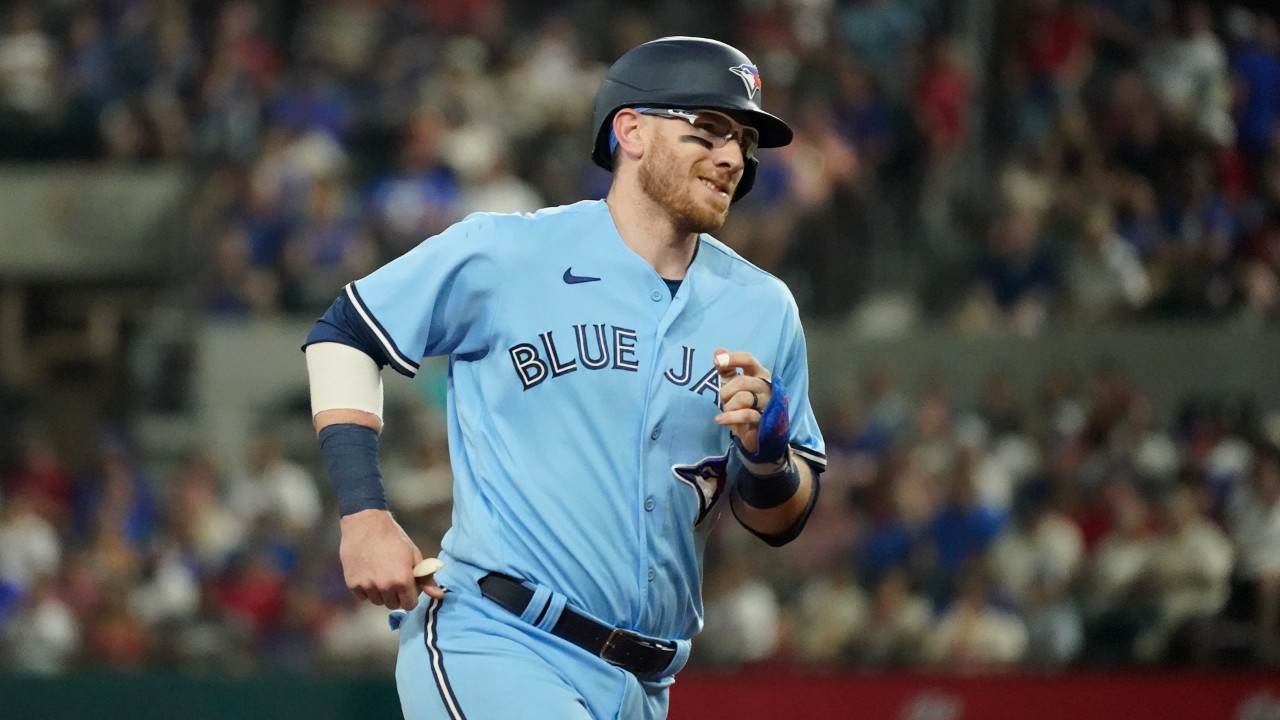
[[729, 64, 762, 100]]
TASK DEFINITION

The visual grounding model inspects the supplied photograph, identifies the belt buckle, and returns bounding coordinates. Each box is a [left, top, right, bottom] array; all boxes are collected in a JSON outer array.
[[600, 627, 635, 663]]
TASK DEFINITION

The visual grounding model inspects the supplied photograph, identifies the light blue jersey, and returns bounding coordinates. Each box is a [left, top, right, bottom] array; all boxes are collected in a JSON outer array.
[[346, 199, 825, 717]]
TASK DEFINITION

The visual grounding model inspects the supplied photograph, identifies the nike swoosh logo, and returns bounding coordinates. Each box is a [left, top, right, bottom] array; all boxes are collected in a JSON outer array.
[[563, 268, 601, 284]]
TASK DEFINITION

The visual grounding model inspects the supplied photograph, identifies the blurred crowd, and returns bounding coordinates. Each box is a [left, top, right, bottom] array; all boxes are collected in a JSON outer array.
[[1, 358, 1279, 675], [0, 0, 1277, 325], [1, 0, 1279, 678], [697, 362, 1280, 672], [0, 417, 456, 674]]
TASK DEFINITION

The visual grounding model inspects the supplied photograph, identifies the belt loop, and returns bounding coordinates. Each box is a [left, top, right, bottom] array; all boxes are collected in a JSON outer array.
[[534, 592, 567, 633], [665, 639, 692, 677], [519, 584, 553, 626]]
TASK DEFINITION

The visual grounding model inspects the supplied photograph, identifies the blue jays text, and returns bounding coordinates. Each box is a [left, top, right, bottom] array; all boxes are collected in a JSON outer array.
[[509, 325, 722, 400]]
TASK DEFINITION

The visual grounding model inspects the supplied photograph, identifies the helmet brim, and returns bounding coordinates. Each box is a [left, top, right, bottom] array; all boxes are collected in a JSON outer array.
[[743, 109, 793, 149]]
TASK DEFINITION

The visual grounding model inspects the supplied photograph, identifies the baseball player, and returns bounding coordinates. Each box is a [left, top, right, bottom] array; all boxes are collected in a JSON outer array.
[[303, 36, 825, 719]]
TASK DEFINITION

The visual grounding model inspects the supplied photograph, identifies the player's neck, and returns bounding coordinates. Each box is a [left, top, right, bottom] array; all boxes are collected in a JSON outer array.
[[605, 188, 698, 280]]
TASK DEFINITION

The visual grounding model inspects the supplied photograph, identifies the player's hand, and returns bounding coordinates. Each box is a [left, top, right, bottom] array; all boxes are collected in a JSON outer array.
[[338, 509, 445, 609], [713, 347, 773, 455], [413, 557, 446, 600]]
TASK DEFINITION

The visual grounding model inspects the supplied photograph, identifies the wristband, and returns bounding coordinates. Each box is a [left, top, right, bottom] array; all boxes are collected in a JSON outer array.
[[318, 424, 387, 516], [729, 445, 801, 509]]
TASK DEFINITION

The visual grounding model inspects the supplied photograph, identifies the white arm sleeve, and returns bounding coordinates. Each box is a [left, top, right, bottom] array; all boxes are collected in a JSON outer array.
[[305, 342, 384, 419]]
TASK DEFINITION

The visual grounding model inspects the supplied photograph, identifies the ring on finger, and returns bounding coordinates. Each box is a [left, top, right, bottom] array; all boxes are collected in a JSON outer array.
[[750, 391, 760, 411]]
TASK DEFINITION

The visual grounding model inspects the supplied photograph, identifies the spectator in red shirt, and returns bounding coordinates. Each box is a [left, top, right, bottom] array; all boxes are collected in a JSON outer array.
[[914, 33, 972, 258]]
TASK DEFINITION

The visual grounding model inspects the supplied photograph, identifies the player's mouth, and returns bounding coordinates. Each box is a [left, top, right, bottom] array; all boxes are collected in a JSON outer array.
[[698, 176, 731, 198]]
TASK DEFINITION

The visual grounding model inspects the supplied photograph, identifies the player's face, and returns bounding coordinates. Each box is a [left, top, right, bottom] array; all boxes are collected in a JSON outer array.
[[637, 109, 748, 233]]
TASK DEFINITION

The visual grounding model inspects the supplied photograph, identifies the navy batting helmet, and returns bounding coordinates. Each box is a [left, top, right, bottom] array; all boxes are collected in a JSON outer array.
[[591, 36, 793, 202]]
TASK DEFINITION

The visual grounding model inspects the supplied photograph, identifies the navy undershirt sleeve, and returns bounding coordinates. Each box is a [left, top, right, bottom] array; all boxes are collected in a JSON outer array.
[[301, 293, 392, 369]]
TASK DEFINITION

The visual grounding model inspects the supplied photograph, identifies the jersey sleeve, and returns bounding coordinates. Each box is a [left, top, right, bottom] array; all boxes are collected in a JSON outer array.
[[302, 293, 394, 367], [777, 298, 826, 472], [344, 212, 503, 377]]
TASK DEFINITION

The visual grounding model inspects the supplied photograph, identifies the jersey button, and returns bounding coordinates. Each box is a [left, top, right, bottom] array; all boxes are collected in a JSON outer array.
[[650, 426, 661, 441], [650, 289, 663, 302], [647, 569, 656, 582], [644, 497, 655, 511]]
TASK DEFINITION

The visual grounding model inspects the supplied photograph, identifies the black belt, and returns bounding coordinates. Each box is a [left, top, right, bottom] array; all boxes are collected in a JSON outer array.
[[478, 572, 676, 678]]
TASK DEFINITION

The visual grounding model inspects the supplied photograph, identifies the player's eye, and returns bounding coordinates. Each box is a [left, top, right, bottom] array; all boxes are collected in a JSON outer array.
[[692, 115, 731, 138], [635, 107, 758, 157], [692, 113, 759, 157]]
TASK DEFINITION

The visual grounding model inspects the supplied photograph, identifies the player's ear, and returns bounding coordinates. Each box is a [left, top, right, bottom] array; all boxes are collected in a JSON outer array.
[[611, 108, 645, 164]]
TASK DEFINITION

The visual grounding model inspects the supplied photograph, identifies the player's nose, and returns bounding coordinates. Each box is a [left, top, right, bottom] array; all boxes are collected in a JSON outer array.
[[709, 141, 746, 173]]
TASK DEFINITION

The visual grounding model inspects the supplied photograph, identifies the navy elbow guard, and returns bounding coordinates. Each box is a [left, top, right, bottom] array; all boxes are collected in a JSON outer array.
[[318, 424, 388, 516]]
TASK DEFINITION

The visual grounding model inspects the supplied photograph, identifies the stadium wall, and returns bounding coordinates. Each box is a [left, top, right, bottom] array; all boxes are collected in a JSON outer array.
[[3, 670, 1277, 720]]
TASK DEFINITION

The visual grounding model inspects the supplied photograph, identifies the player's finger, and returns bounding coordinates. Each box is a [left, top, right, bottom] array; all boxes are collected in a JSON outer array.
[[718, 376, 772, 404], [717, 388, 756, 412], [356, 574, 399, 608], [414, 558, 444, 580], [714, 348, 740, 410], [413, 557, 444, 577], [398, 572, 421, 608], [414, 557, 447, 600], [713, 350, 770, 380], [382, 582, 410, 610], [418, 576, 447, 600], [715, 407, 762, 426], [713, 348, 737, 380]]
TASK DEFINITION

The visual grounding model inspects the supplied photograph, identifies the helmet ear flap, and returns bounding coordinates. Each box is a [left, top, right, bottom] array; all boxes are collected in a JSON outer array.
[[732, 157, 758, 203]]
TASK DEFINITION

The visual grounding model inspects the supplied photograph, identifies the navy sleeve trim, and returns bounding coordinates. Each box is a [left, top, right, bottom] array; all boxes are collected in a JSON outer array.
[[302, 293, 383, 361], [344, 283, 421, 377], [791, 443, 826, 472]]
